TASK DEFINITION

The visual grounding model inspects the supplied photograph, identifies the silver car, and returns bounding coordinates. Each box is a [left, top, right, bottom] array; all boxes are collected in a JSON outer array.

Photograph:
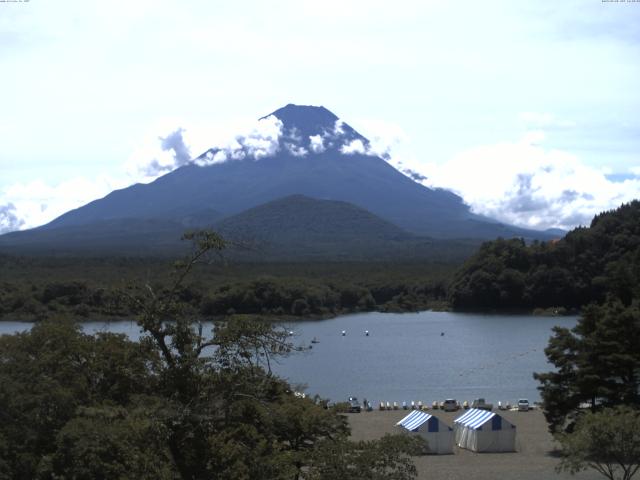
[[442, 399, 459, 412]]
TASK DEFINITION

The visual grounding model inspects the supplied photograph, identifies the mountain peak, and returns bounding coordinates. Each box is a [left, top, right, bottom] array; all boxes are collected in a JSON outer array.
[[262, 103, 365, 151], [264, 104, 337, 128]]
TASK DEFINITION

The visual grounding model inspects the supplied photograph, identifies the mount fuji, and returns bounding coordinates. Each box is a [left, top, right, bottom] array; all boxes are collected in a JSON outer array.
[[0, 104, 557, 257]]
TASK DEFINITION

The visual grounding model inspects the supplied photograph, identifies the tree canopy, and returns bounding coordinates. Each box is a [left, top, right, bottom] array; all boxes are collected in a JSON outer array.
[[0, 231, 424, 479], [534, 301, 640, 434], [556, 406, 640, 480], [449, 201, 640, 310]]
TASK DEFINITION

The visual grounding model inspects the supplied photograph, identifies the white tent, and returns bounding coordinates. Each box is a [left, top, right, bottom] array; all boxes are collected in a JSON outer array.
[[396, 410, 454, 454], [453, 408, 516, 452]]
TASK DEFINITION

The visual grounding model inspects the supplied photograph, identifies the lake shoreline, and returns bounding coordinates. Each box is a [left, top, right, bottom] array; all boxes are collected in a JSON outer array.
[[0, 303, 579, 324], [0, 311, 579, 403]]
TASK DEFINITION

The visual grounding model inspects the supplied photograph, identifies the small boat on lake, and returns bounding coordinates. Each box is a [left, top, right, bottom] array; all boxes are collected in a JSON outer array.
[[311, 337, 319, 344]]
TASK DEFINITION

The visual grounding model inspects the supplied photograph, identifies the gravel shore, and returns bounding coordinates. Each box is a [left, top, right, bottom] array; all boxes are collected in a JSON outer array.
[[347, 408, 601, 480]]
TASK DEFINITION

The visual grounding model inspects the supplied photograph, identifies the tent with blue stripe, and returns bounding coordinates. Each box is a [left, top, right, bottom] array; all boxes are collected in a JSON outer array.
[[453, 408, 516, 452], [396, 410, 453, 454]]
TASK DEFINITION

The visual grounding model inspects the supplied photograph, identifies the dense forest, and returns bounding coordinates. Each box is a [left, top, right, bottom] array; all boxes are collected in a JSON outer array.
[[1, 201, 639, 321], [0, 257, 453, 321], [0, 233, 426, 479], [448, 201, 640, 310]]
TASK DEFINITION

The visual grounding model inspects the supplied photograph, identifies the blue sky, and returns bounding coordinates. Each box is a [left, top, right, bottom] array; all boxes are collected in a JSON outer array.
[[1, 0, 639, 232]]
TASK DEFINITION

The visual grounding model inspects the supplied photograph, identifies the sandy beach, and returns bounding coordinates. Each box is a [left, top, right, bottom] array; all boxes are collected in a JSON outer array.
[[347, 408, 602, 480]]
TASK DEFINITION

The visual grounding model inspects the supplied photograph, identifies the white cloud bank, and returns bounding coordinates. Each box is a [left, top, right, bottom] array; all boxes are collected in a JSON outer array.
[[0, 115, 285, 232], [127, 115, 284, 183], [418, 132, 640, 230], [0, 176, 127, 234], [2, 114, 638, 235], [337, 118, 639, 231]]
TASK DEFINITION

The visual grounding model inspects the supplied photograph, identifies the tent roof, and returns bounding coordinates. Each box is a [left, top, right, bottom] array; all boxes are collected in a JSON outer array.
[[396, 410, 433, 431], [454, 408, 500, 430]]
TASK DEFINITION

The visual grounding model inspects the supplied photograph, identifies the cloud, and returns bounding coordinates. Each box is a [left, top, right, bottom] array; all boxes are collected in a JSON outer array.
[[340, 139, 367, 155], [125, 115, 284, 183], [285, 142, 308, 157], [144, 128, 193, 177], [0, 115, 288, 233], [306, 119, 352, 153], [194, 114, 284, 165], [418, 132, 640, 230], [309, 135, 326, 153], [518, 111, 576, 129], [0, 203, 24, 234], [0, 176, 124, 232]]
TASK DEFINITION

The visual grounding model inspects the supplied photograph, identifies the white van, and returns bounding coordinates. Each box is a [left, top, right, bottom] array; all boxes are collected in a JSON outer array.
[[517, 399, 530, 411]]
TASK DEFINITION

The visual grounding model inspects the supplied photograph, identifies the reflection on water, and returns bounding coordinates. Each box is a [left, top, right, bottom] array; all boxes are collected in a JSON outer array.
[[0, 311, 576, 404]]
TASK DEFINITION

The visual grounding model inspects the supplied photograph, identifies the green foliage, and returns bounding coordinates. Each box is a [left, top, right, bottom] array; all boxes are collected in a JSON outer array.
[[0, 231, 425, 479], [305, 434, 426, 480], [556, 406, 640, 480], [0, 255, 456, 321], [0, 320, 157, 478], [42, 405, 175, 480], [534, 301, 640, 433], [449, 201, 640, 310]]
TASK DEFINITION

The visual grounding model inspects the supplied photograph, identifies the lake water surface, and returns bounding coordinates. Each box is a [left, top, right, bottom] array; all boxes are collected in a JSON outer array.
[[0, 311, 577, 406]]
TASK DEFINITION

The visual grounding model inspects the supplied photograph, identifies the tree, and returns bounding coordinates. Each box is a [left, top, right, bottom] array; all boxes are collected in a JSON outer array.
[[534, 301, 640, 433], [305, 434, 426, 480], [556, 406, 640, 480], [0, 319, 156, 478], [124, 230, 423, 479], [0, 231, 424, 479], [42, 405, 175, 480]]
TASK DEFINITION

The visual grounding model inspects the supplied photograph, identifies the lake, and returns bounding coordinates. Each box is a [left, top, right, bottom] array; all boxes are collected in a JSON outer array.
[[0, 311, 577, 406]]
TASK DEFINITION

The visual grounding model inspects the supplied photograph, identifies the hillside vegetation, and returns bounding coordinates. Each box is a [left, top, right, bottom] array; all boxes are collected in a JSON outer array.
[[448, 201, 640, 310], [0, 258, 454, 321], [0, 234, 425, 478], [2, 202, 638, 321]]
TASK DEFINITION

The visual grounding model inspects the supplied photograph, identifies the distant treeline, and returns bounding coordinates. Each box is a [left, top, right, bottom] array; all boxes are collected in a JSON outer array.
[[2, 201, 638, 320], [448, 201, 640, 310], [0, 259, 452, 321]]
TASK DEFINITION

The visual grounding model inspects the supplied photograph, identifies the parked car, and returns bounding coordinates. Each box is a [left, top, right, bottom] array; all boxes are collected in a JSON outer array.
[[348, 396, 361, 413], [518, 399, 530, 411], [471, 398, 493, 410], [442, 399, 460, 412]]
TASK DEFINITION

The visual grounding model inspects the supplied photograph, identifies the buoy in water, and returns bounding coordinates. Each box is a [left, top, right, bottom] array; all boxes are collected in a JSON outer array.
[[441, 332, 445, 336], [365, 330, 369, 336], [341, 330, 346, 336]]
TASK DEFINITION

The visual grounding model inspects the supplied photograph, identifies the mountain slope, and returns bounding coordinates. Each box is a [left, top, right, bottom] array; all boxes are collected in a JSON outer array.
[[0, 104, 558, 256], [216, 194, 410, 241], [214, 195, 409, 260], [0, 195, 480, 260], [45, 105, 478, 237], [0, 218, 188, 255], [212, 194, 480, 261]]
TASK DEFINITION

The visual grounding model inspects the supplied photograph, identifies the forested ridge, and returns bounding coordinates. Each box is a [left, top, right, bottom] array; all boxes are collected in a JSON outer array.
[[0, 258, 452, 321], [448, 201, 640, 310], [2, 201, 639, 321]]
